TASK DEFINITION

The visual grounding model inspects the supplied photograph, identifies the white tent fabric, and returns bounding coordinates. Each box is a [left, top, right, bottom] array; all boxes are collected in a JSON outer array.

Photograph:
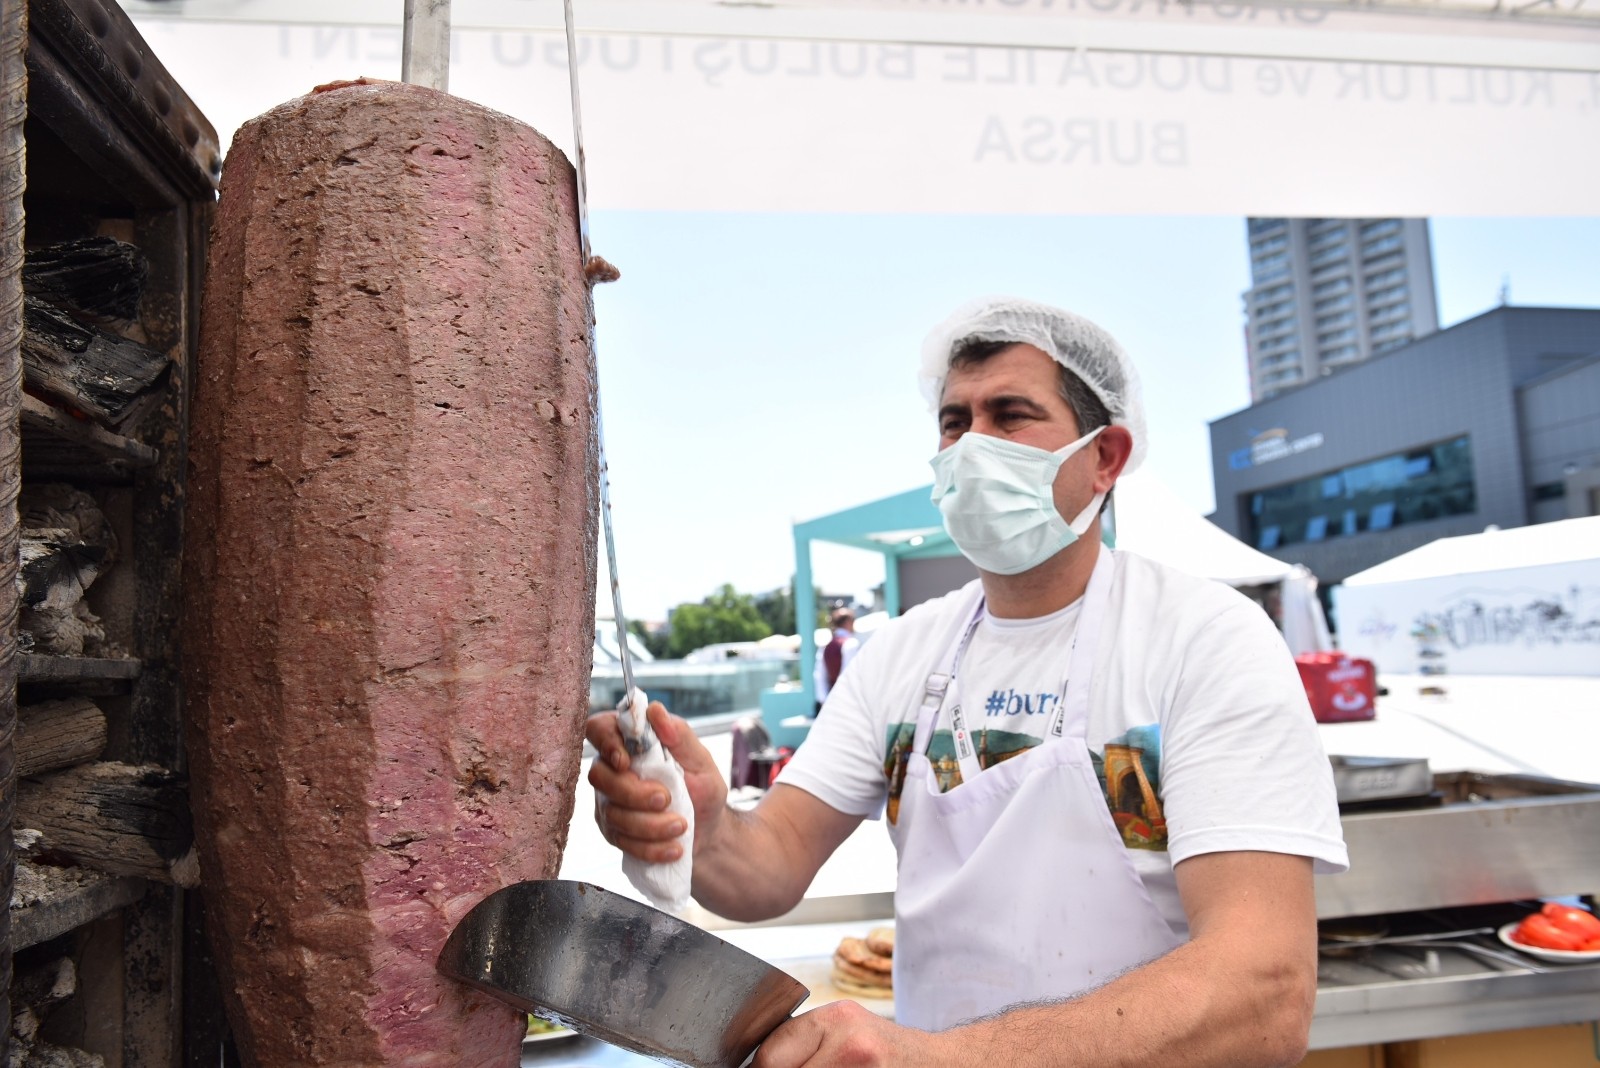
[[1110, 471, 1332, 655], [1280, 565, 1334, 657], [1334, 516, 1600, 677], [1110, 470, 1294, 586], [1342, 516, 1600, 586], [125, 5, 1600, 215]]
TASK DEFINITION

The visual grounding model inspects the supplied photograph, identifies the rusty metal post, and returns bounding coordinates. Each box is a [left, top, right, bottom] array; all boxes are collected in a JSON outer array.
[[0, 0, 26, 1062]]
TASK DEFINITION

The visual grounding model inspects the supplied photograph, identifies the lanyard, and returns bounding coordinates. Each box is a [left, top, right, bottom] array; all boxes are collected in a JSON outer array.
[[914, 549, 1116, 783]]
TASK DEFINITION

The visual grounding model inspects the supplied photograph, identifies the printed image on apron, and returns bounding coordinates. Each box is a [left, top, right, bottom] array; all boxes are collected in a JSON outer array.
[[883, 720, 1167, 847], [1091, 725, 1167, 850]]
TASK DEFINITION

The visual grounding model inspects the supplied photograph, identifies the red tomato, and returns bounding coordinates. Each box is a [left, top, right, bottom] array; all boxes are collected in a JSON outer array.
[[1540, 902, 1600, 939], [1514, 913, 1588, 952]]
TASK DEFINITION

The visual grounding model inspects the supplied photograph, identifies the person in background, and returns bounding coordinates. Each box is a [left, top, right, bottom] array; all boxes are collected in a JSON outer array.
[[812, 606, 860, 714], [588, 296, 1347, 1068]]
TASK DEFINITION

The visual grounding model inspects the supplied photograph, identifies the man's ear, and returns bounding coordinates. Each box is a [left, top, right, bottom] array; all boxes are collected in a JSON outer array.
[[1094, 426, 1134, 494]]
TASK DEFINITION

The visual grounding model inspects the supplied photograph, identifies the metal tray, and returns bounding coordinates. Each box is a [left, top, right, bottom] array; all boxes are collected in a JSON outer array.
[[1330, 755, 1433, 804]]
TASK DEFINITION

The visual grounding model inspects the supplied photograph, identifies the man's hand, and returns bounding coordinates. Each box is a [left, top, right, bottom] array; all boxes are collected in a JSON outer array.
[[754, 1002, 943, 1068], [586, 702, 728, 863]]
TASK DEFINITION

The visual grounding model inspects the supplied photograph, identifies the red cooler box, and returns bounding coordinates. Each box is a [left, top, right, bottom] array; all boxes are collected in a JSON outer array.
[[1295, 653, 1377, 722]]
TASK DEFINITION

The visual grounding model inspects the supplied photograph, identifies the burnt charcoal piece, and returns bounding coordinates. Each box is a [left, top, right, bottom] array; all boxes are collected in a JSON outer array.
[[18, 534, 106, 612], [23, 236, 149, 320], [20, 296, 170, 429], [16, 698, 108, 778], [184, 81, 598, 1068], [15, 762, 195, 886]]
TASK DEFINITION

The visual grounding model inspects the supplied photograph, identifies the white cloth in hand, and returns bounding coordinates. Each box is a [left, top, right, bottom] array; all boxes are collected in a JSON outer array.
[[614, 689, 694, 912]]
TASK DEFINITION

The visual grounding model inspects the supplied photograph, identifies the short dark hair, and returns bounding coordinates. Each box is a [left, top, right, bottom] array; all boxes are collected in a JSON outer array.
[[829, 607, 854, 628], [948, 339, 1111, 438]]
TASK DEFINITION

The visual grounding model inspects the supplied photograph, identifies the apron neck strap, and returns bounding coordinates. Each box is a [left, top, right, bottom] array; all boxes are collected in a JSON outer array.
[[912, 583, 985, 756], [1050, 546, 1115, 743], [913, 547, 1117, 758]]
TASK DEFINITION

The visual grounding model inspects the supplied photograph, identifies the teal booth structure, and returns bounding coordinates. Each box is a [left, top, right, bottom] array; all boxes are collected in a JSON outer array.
[[759, 485, 1119, 749], [759, 485, 960, 748]]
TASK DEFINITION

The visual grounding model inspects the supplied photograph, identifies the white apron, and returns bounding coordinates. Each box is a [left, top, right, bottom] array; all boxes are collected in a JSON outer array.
[[887, 549, 1182, 1031]]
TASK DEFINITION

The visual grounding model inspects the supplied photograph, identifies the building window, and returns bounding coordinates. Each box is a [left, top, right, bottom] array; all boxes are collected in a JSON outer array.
[[1313, 277, 1352, 298], [1532, 482, 1568, 501], [1360, 219, 1401, 241], [1310, 224, 1348, 249], [1363, 235, 1403, 259], [1366, 267, 1405, 289], [1251, 234, 1288, 258], [1370, 301, 1410, 324], [1243, 436, 1477, 551], [1253, 253, 1289, 282], [1322, 344, 1360, 363], [1315, 311, 1354, 330], [1314, 294, 1354, 314], [1310, 244, 1349, 268]]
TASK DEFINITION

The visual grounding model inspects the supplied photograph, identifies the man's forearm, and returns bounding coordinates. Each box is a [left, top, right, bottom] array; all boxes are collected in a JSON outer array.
[[690, 785, 859, 923], [941, 935, 1315, 1068], [690, 807, 803, 921]]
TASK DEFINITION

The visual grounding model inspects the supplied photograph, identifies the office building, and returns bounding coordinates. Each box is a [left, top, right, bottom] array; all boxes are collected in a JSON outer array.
[[1210, 306, 1600, 587], [1243, 218, 1440, 401]]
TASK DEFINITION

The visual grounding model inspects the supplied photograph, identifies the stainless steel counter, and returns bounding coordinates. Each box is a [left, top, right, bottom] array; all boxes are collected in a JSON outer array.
[[1319, 772, 1600, 920], [518, 934, 1600, 1065], [1311, 941, 1600, 1049]]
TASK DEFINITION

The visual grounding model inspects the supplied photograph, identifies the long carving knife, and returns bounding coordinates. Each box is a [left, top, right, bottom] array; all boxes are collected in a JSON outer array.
[[562, 0, 650, 752]]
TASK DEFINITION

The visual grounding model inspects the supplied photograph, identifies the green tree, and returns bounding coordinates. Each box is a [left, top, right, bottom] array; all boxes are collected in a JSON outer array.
[[627, 619, 671, 660], [665, 584, 772, 659], [753, 578, 828, 636]]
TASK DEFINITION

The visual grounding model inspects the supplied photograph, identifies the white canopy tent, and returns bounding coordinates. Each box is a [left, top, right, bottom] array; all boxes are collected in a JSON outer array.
[[1112, 470, 1294, 586], [121, 0, 1600, 216], [1110, 470, 1333, 655], [1334, 515, 1600, 676]]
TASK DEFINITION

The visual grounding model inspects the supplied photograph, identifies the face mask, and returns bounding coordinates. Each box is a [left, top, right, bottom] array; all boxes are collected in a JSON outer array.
[[929, 427, 1106, 576]]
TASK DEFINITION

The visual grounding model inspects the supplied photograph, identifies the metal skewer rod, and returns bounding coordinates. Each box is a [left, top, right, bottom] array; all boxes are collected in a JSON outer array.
[[562, 0, 642, 729], [402, 0, 452, 91]]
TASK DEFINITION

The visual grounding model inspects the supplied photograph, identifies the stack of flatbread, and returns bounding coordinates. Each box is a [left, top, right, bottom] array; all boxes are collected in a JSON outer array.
[[831, 928, 894, 999]]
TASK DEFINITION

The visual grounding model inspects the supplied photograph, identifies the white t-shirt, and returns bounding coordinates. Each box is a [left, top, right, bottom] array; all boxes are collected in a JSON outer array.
[[779, 549, 1349, 935]]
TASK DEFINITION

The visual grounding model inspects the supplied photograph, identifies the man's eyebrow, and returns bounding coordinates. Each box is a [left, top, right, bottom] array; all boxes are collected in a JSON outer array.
[[937, 402, 969, 421], [982, 393, 1050, 413]]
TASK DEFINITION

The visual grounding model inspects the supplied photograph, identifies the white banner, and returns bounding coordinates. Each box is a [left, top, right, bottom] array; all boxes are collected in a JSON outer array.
[[1334, 559, 1600, 677], [126, 5, 1600, 215]]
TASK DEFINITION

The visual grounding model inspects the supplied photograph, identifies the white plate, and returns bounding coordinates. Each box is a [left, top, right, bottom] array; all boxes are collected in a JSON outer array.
[[1497, 921, 1600, 964]]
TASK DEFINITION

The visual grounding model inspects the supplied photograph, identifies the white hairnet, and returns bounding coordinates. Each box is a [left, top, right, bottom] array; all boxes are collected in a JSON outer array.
[[918, 296, 1149, 474]]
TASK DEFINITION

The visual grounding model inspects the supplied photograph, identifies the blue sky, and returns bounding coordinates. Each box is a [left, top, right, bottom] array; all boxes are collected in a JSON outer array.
[[590, 214, 1600, 620]]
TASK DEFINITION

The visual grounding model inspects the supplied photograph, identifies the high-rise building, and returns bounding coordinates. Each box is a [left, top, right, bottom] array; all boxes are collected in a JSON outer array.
[[1242, 218, 1440, 401]]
